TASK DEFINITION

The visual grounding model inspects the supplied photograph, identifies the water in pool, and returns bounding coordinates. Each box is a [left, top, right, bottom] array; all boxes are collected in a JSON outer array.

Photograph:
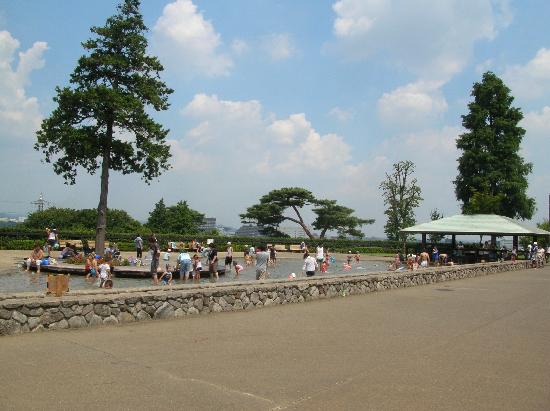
[[0, 257, 388, 294]]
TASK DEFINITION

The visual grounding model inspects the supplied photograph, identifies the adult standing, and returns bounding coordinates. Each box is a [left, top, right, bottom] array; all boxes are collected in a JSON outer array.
[[208, 243, 219, 281], [149, 235, 160, 285], [255, 245, 270, 280], [302, 252, 318, 277], [134, 234, 143, 258], [178, 248, 192, 281], [419, 249, 430, 268], [225, 242, 233, 273]]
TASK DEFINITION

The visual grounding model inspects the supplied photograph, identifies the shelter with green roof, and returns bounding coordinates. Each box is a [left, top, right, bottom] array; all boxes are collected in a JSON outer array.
[[401, 214, 549, 257]]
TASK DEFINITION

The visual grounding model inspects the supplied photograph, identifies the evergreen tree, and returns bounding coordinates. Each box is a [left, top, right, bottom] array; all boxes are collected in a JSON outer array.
[[454, 72, 535, 219], [35, 0, 173, 254], [312, 199, 374, 239], [146, 199, 167, 232], [146, 199, 204, 234], [240, 188, 317, 239], [379, 161, 423, 242]]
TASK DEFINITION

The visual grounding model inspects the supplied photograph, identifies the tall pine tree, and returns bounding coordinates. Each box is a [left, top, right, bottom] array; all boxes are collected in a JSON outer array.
[[35, 0, 173, 254], [454, 72, 535, 219]]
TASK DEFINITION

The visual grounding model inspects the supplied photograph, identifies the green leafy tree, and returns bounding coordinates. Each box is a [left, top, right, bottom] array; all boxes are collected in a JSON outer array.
[[34, 0, 173, 255], [379, 160, 423, 242], [164, 201, 204, 234], [428, 208, 445, 244], [240, 187, 318, 239], [147, 199, 203, 234], [312, 199, 374, 239], [23, 207, 142, 233], [146, 198, 167, 232], [454, 71, 535, 219]]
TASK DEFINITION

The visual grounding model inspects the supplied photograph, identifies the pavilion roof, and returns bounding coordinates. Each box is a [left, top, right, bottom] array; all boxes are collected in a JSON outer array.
[[401, 214, 550, 236]]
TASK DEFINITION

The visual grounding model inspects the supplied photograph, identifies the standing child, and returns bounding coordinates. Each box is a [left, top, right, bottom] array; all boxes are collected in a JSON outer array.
[[193, 254, 202, 281], [98, 259, 111, 288], [86, 255, 99, 280]]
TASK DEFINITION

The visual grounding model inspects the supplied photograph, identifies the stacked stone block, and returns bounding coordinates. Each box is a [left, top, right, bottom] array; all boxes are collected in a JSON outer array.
[[0, 261, 531, 336]]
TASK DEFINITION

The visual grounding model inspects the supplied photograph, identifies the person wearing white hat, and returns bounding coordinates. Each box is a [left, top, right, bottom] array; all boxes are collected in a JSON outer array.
[[225, 242, 233, 273]]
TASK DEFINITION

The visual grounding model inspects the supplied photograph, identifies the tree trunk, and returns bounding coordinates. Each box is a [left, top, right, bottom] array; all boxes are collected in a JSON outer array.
[[290, 205, 315, 239], [95, 123, 112, 256]]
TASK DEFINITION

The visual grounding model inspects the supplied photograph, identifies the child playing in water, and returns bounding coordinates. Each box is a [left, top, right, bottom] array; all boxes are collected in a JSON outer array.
[[86, 255, 99, 280], [193, 254, 202, 280], [346, 251, 353, 265], [233, 261, 244, 277], [354, 252, 360, 263], [98, 259, 111, 288], [159, 264, 174, 285], [320, 260, 328, 273]]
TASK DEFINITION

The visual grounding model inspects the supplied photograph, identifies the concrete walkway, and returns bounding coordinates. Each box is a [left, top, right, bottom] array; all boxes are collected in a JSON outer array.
[[0, 265, 549, 410]]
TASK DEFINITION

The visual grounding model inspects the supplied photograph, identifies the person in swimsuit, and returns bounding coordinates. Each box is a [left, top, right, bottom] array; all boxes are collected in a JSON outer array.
[[420, 250, 430, 268]]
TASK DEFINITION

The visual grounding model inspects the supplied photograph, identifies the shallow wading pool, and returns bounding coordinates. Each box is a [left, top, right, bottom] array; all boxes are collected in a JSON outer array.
[[0, 257, 388, 293]]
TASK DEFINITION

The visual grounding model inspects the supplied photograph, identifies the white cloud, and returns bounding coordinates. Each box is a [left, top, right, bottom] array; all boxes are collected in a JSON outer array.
[[152, 0, 233, 77], [180, 94, 354, 176], [0, 30, 47, 141], [377, 80, 448, 129], [267, 113, 311, 145], [520, 106, 550, 170], [174, 94, 477, 235], [230, 39, 249, 55], [475, 58, 493, 74], [261, 33, 296, 61], [503, 48, 550, 100], [522, 106, 550, 138], [329, 0, 511, 79], [329, 106, 354, 122]]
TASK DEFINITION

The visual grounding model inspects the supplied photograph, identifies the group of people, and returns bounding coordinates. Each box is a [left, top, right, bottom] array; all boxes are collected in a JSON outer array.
[[145, 236, 246, 285], [527, 241, 548, 268], [84, 254, 113, 288]]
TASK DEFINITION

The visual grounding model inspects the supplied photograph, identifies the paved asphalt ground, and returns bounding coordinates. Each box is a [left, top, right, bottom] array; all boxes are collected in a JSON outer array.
[[0, 265, 549, 410]]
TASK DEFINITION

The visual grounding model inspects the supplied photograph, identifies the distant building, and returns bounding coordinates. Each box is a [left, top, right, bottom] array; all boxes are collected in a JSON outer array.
[[235, 225, 262, 237], [217, 225, 237, 236], [199, 217, 216, 231], [278, 225, 312, 238]]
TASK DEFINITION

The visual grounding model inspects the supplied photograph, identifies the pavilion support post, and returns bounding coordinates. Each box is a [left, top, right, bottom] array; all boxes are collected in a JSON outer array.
[[491, 235, 497, 248], [421, 233, 426, 249], [513, 236, 518, 250], [451, 235, 456, 249]]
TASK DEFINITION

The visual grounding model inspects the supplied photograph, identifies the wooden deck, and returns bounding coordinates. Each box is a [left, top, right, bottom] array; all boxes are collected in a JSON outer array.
[[24, 261, 225, 278]]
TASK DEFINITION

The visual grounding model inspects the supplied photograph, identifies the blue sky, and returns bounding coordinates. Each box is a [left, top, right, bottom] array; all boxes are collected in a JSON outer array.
[[0, 0, 549, 236]]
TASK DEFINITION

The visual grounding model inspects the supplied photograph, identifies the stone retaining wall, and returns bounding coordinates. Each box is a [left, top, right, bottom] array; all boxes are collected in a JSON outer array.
[[0, 261, 531, 336]]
